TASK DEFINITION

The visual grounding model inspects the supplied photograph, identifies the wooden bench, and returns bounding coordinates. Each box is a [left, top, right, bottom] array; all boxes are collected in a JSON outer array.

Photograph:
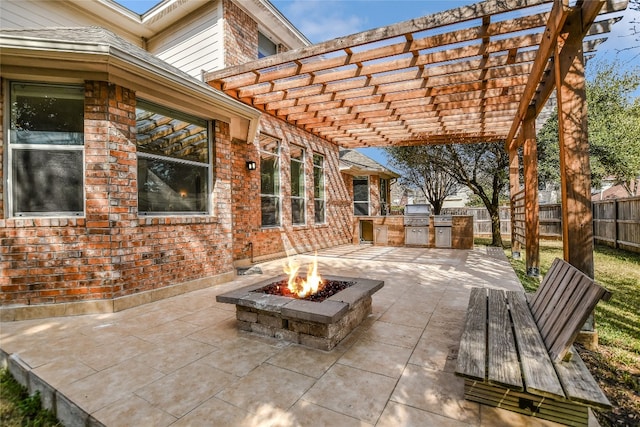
[[455, 258, 612, 427]]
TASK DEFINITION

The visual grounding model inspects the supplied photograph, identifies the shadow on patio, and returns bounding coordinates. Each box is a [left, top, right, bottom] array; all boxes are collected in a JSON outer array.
[[0, 245, 595, 426]]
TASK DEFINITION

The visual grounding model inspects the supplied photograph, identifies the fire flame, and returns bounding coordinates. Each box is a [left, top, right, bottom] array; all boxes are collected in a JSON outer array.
[[283, 254, 324, 298]]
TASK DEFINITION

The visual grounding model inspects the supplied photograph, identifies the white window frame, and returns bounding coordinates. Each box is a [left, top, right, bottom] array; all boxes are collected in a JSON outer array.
[[353, 175, 370, 216], [136, 100, 212, 216], [260, 134, 281, 228], [290, 145, 306, 226], [313, 153, 326, 224], [6, 81, 85, 217]]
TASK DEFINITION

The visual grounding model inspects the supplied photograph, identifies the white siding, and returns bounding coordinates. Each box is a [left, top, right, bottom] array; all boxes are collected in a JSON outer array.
[[1, 0, 144, 47], [147, 1, 224, 79]]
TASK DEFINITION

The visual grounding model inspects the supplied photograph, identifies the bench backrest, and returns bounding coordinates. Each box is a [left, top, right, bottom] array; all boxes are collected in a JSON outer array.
[[528, 258, 611, 362]]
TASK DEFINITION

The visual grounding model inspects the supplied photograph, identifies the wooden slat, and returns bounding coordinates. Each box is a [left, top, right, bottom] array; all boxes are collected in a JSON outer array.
[[487, 289, 523, 390], [547, 281, 608, 361], [554, 346, 611, 409], [528, 257, 563, 312], [506, 290, 565, 398], [455, 287, 487, 380], [464, 380, 590, 427]]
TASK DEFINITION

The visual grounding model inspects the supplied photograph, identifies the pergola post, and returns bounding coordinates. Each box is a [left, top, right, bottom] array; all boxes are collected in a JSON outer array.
[[522, 108, 540, 277], [554, 13, 595, 280], [508, 143, 521, 259]]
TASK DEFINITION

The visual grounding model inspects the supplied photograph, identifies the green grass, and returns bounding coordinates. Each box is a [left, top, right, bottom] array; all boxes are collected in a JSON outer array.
[[0, 370, 62, 427]]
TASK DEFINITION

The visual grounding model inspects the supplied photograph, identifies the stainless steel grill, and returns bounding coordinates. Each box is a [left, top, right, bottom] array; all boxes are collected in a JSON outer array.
[[433, 215, 453, 226], [404, 204, 431, 227]]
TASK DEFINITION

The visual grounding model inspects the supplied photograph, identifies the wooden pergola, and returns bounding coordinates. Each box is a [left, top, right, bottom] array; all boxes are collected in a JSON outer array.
[[206, 0, 628, 278]]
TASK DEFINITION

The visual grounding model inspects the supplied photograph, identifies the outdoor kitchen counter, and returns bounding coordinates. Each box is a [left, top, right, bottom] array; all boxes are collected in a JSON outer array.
[[353, 215, 473, 249]]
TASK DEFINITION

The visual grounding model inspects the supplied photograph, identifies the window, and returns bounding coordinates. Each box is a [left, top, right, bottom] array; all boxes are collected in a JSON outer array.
[[380, 178, 390, 215], [136, 100, 210, 215], [353, 176, 369, 216], [258, 32, 277, 58], [313, 154, 326, 224], [290, 146, 306, 225], [8, 82, 84, 216], [260, 135, 281, 227]]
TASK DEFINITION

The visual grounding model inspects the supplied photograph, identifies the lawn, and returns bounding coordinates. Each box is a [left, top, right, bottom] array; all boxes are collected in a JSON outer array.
[[493, 239, 640, 427]]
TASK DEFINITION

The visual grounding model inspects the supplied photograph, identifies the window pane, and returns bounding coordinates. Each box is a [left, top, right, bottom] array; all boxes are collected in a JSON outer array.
[[261, 196, 280, 227], [11, 83, 84, 145], [136, 101, 210, 214], [291, 160, 304, 197], [136, 102, 208, 163], [354, 202, 369, 216], [261, 154, 280, 196], [313, 165, 324, 198], [138, 157, 208, 213], [314, 200, 325, 223], [258, 32, 277, 58], [353, 177, 369, 202], [291, 198, 305, 225], [13, 149, 83, 214]]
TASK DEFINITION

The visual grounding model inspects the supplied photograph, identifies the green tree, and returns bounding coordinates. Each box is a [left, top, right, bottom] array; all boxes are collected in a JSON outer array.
[[386, 142, 509, 247], [385, 145, 459, 215], [538, 60, 640, 195]]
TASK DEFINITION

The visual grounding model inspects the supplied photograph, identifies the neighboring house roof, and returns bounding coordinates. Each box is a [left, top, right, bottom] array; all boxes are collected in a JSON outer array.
[[0, 26, 260, 141], [339, 149, 399, 179], [592, 180, 639, 201]]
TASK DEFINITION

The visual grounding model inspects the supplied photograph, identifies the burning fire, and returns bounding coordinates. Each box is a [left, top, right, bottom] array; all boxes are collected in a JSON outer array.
[[283, 254, 324, 298]]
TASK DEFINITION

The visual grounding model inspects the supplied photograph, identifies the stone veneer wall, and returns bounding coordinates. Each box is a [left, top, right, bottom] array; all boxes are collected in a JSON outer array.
[[0, 81, 235, 314]]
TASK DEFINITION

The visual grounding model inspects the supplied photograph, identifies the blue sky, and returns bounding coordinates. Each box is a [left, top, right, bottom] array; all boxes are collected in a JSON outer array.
[[117, 0, 639, 167]]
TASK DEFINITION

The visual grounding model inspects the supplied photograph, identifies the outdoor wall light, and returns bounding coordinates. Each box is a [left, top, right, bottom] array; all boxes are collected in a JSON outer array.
[[246, 161, 257, 171]]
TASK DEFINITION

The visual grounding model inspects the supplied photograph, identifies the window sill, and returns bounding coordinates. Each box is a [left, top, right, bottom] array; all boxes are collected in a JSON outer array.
[[138, 215, 219, 226]]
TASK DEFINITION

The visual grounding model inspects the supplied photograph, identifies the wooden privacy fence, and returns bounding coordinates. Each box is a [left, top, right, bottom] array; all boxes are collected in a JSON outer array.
[[443, 196, 640, 253]]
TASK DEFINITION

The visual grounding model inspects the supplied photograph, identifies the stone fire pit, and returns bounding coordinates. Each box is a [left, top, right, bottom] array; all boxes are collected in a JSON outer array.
[[216, 275, 384, 350]]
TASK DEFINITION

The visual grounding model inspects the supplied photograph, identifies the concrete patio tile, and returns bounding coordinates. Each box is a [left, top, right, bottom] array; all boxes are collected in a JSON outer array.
[[338, 338, 413, 379], [360, 320, 423, 349], [422, 320, 463, 345], [188, 317, 244, 345], [408, 336, 459, 372], [216, 363, 316, 413], [178, 306, 235, 327], [390, 364, 479, 424], [266, 344, 342, 379], [61, 358, 165, 414], [134, 359, 237, 418], [131, 319, 206, 345], [199, 337, 281, 376], [378, 303, 432, 329], [302, 363, 397, 424], [136, 338, 218, 374], [92, 395, 177, 427], [377, 401, 471, 427], [170, 397, 251, 427], [75, 335, 156, 371], [289, 399, 372, 426], [32, 357, 96, 389]]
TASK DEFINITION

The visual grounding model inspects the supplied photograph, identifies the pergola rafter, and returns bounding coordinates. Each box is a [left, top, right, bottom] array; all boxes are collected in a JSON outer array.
[[206, 0, 627, 149]]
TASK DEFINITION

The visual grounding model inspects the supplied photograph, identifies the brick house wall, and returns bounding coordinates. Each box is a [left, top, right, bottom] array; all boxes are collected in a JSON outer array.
[[232, 115, 353, 263], [1, 1, 356, 315], [223, 0, 258, 66], [1, 81, 235, 311]]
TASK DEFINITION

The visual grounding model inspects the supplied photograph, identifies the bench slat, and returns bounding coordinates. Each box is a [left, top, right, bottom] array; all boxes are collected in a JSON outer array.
[[528, 258, 565, 318], [507, 290, 566, 399], [487, 289, 523, 390], [554, 346, 612, 409], [455, 287, 487, 380], [537, 272, 587, 345], [534, 264, 579, 334], [547, 282, 609, 361]]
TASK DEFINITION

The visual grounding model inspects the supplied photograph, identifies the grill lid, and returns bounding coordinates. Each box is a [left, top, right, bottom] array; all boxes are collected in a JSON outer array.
[[405, 204, 431, 216]]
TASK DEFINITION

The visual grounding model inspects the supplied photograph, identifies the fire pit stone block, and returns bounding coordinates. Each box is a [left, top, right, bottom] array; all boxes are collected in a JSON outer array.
[[216, 275, 383, 350]]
